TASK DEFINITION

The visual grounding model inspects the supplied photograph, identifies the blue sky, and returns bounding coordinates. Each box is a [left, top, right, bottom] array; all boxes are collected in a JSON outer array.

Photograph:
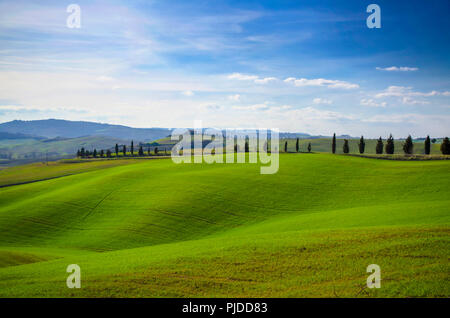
[[0, 0, 449, 137]]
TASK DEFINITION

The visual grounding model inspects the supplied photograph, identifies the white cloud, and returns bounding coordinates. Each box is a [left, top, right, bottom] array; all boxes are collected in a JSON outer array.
[[401, 97, 429, 105], [227, 73, 259, 81], [266, 105, 293, 112], [360, 99, 386, 107], [375, 86, 410, 98], [287, 106, 354, 120], [376, 66, 419, 72], [182, 90, 195, 96], [254, 77, 277, 84], [96, 76, 115, 82], [313, 98, 332, 104], [227, 73, 277, 84], [362, 113, 450, 125], [284, 77, 359, 89], [228, 74, 358, 89], [232, 102, 293, 112], [374, 86, 447, 105], [201, 104, 222, 111], [232, 103, 270, 111], [228, 94, 241, 101]]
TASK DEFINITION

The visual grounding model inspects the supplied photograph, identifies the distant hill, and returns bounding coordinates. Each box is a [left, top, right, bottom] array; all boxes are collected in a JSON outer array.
[[0, 119, 172, 142], [0, 135, 128, 162], [0, 119, 364, 143], [0, 131, 43, 140]]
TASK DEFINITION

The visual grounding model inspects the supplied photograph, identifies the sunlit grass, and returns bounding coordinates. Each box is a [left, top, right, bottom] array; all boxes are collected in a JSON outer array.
[[0, 154, 448, 297]]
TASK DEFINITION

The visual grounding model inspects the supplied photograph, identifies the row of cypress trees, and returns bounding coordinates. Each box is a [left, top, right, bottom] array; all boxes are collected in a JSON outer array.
[[77, 148, 111, 158], [77, 140, 168, 158], [331, 133, 450, 155], [77, 135, 450, 158]]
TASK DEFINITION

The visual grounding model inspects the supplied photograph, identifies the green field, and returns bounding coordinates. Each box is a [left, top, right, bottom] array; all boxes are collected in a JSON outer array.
[[0, 154, 448, 297]]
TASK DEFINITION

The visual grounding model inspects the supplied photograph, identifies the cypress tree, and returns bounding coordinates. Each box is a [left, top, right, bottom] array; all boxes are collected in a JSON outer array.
[[358, 136, 365, 154], [343, 139, 349, 154], [80, 147, 85, 158], [106, 149, 111, 157], [424, 136, 431, 155], [245, 140, 249, 152], [284, 141, 288, 153], [100, 149, 104, 157], [138, 145, 144, 156], [307, 143, 311, 153], [76, 149, 81, 157], [93, 149, 97, 158], [402, 135, 413, 154], [376, 137, 383, 154], [148, 147, 151, 156], [122, 145, 126, 156], [115, 144, 119, 157], [154, 147, 158, 155], [332, 133, 336, 154], [385, 134, 395, 154], [441, 137, 450, 155], [131, 141, 134, 156], [296, 138, 299, 152]]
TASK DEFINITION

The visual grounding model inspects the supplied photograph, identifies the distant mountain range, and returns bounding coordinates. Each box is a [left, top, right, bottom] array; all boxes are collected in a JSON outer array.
[[0, 119, 356, 141], [0, 119, 172, 141]]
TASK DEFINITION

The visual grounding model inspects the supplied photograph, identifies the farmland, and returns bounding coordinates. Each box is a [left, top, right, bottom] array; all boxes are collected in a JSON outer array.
[[0, 154, 448, 297]]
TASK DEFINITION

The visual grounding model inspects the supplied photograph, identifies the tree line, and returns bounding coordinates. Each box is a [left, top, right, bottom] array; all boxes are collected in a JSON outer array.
[[331, 133, 450, 155], [77, 135, 450, 158], [77, 141, 168, 158]]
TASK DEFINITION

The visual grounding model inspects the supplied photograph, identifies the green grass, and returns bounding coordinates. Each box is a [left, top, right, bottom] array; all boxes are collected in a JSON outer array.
[[0, 154, 448, 297], [0, 158, 148, 187]]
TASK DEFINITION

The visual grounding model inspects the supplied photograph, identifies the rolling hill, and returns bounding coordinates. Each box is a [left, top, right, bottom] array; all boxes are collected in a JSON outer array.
[[0, 119, 172, 141], [0, 135, 128, 160], [0, 154, 448, 297]]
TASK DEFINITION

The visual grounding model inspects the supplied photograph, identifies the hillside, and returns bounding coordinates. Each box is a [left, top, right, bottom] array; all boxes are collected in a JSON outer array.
[[0, 136, 129, 164], [9, 136, 126, 158], [0, 119, 172, 141], [0, 154, 448, 297]]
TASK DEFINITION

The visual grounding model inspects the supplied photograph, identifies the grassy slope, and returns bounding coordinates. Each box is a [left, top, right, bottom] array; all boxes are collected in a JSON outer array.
[[0, 158, 150, 187], [0, 154, 448, 297]]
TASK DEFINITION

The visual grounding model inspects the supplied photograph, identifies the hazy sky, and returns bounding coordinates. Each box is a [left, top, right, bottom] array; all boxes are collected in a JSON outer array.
[[0, 0, 449, 137]]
